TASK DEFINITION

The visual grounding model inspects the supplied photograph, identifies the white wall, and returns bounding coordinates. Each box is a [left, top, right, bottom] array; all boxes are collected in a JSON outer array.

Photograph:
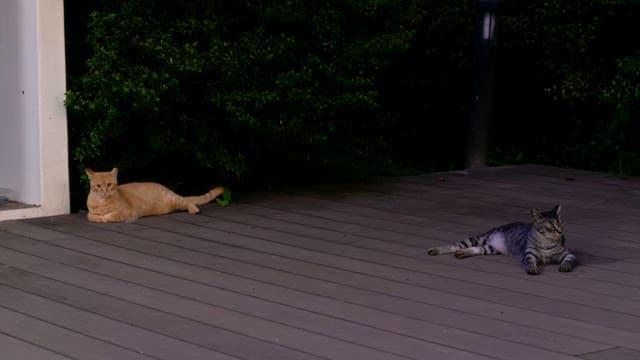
[[0, 0, 41, 205], [0, 0, 69, 220]]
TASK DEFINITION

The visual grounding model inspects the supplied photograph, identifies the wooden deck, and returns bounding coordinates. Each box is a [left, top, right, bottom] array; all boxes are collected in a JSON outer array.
[[1, 164, 639, 360]]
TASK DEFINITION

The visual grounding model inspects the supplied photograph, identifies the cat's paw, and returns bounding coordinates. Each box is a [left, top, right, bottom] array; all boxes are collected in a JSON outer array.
[[187, 204, 200, 214], [558, 262, 573, 272], [526, 266, 541, 275], [87, 215, 103, 223], [87, 213, 109, 223], [427, 248, 439, 256], [454, 250, 467, 259]]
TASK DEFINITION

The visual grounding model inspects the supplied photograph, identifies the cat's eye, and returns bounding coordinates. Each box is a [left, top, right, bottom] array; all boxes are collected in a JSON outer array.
[[545, 224, 561, 234], [540, 225, 557, 233]]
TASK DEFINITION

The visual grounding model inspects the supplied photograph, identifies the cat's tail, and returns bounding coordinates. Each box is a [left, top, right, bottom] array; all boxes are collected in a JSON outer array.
[[185, 186, 225, 205]]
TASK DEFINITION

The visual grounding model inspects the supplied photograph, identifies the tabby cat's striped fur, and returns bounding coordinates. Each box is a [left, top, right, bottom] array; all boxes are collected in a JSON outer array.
[[427, 205, 576, 275]]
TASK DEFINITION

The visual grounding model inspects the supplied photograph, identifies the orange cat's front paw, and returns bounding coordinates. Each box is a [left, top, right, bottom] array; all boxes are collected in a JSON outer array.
[[87, 211, 132, 223], [187, 204, 200, 214], [87, 213, 108, 223]]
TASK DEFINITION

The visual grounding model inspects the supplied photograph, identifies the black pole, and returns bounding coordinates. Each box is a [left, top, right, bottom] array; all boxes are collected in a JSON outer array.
[[466, 0, 499, 168]]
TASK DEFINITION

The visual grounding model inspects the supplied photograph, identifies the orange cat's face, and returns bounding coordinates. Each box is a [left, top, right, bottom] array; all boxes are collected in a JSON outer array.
[[86, 168, 119, 198]]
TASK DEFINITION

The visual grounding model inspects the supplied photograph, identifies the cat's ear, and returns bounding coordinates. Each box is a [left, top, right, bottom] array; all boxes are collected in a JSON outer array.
[[552, 204, 562, 215], [531, 208, 544, 221], [85, 168, 95, 177], [110, 168, 118, 179]]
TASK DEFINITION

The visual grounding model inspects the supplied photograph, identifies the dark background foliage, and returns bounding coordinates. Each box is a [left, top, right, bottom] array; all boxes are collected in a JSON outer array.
[[65, 0, 639, 209]]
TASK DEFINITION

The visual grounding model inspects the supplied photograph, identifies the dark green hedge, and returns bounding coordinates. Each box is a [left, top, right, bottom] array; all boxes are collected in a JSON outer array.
[[65, 0, 639, 208], [493, 0, 640, 174], [66, 0, 440, 203]]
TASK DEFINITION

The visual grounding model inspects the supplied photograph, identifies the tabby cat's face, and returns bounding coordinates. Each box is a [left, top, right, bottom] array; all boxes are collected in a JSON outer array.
[[532, 204, 563, 240], [86, 168, 118, 198]]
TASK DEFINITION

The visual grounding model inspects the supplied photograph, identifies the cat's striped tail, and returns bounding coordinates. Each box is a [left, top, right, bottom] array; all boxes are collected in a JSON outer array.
[[185, 186, 225, 205], [427, 232, 493, 257]]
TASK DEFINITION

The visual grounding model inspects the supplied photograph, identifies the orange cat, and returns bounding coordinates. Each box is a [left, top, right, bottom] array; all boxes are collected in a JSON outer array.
[[85, 168, 224, 223]]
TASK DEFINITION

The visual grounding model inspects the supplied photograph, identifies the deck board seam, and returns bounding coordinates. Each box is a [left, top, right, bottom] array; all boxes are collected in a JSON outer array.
[[7, 223, 627, 356], [0, 242, 471, 360], [11, 225, 636, 351], [0, 299, 163, 360], [110, 218, 640, 329], [172, 212, 640, 306], [1, 228, 602, 360], [0, 328, 77, 360], [0, 275, 318, 360]]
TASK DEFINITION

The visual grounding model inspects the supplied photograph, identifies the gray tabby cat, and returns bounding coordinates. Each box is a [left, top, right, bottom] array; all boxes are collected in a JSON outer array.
[[427, 205, 576, 275]]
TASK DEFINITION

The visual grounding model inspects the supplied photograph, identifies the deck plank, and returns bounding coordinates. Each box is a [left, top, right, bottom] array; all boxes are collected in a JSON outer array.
[[214, 201, 639, 300], [0, 291, 155, 360], [581, 347, 640, 360], [0, 283, 235, 360], [0, 333, 72, 360], [14, 218, 610, 357], [2, 222, 568, 360], [35, 208, 638, 330], [1, 165, 639, 360], [0, 266, 321, 360], [0, 231, 482, 360], [185, 215, 640, 323], [24, 218, 640, 353]]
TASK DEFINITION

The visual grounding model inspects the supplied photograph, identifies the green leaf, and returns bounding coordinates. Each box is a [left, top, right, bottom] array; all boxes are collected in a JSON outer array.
[[215, 188, 232, 207]]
